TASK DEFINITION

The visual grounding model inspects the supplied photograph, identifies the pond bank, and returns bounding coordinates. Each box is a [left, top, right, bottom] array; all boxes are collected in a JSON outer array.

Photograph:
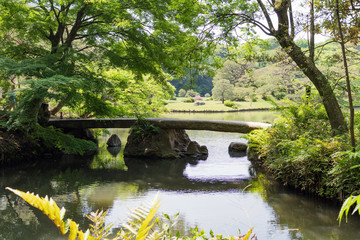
[[0, 129, 42, 166], [169, 107, 274, 113]]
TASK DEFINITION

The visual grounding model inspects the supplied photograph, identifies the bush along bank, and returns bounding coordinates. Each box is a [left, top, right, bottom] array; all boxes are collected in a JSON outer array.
[[246, 97, 360, 201]]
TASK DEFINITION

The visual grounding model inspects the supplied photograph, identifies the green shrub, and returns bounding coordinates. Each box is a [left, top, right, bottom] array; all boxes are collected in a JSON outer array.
[[183, 97, 195, 103], [224, 101, 235, 108], [129, 118, 160, 140], [236, 96, 246, 102], [204, 93, 211, 98], [178, 89, 186, 97], [185, 89, 199, 97], [246, 97, 352, 199]]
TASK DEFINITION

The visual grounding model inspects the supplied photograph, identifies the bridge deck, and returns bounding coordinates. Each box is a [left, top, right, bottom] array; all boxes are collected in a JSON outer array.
[[48, 118, 271, 133]]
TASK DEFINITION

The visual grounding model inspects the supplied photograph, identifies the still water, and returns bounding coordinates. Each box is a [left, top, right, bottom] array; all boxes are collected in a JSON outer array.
[[1, 111, 360, 239]]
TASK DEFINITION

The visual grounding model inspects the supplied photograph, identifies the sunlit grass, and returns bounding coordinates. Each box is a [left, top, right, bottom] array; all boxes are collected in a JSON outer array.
[[166, 97, 274, 111]]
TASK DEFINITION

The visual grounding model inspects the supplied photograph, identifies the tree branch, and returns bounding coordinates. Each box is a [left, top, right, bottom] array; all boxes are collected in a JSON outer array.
[[289, 0, 295, 39], [257, 0, 275, 34], [65, 5, 88, 47]]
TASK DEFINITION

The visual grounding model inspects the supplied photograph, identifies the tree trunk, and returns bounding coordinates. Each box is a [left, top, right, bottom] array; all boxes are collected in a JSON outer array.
[[309, 0, 315, 62], [274, 31, 347, 134], [269, 0, 347, 134], [335, 0, 355, 149], [50, 100, 66, 116], [19, 98, 44, 128]]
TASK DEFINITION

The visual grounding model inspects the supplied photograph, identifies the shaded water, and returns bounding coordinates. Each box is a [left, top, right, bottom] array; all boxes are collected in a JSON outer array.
[[1, 111, 360, 239]]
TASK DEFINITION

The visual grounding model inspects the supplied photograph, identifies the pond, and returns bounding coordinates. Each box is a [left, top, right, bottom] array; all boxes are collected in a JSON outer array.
[[1, 111, 360, 240]]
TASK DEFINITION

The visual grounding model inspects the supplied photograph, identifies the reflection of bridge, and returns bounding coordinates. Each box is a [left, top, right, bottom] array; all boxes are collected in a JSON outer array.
[[49, 118, 271, 133]]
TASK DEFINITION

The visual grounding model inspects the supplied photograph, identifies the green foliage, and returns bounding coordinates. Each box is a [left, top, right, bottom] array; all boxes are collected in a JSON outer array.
[[34, 125, 97, 155], [204, 93, 211, 98], [329, 149, 360, 197], [178, 89, 186, 97], [185, 89, 199, 98], [233, 87, 253, 102], [183, 97, 195, 103], [338, 194, 360, 225], [246, 96, 352, 199], [212, 79, 234, 103], [213, 60, 250, 86], [129, 119, 160, 141], [251, 95, 258, 102], [261, 95, 268, 101], [224, 101, 235, 108], [0, 0, 211, 133]]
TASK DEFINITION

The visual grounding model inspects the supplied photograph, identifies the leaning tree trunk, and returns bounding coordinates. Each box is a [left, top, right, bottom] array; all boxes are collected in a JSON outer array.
[[50, 99, 66, 116], [274, 31, 347, 134], [269, 0, 347, 134], [12, 98, 44, 129]]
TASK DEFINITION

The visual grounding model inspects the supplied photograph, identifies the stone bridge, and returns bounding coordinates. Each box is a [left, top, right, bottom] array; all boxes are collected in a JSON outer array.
[[48, 118, 271, 133]]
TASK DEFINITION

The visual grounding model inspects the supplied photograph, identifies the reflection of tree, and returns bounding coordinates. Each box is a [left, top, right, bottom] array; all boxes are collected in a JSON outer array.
[[0, 158, 252, 239], [79, 182, 140, 209], [248, 174, 360, 240], [0, 190, 63, 239], [91, 143, 127, 170]]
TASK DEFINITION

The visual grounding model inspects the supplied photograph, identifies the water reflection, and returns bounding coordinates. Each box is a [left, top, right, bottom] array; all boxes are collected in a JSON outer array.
[[2, 112, 360, 239]]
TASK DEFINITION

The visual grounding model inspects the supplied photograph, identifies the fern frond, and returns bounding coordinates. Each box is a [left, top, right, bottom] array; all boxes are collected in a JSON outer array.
[[86, 210, 113, 240], [120, 193, 161, 240], [239, 227, 256, 240], [6, 187, 92, 240], [136, 201, 160, 240]]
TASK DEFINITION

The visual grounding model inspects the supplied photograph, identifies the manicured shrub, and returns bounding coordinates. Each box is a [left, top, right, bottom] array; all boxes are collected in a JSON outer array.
[[185, 89, 199, 97], [183, 97, 195, 103], [194, 96, 203, 100], [224, 101, 235, 108], [178, 89, 186, 97], [204, 93, 211, 98]]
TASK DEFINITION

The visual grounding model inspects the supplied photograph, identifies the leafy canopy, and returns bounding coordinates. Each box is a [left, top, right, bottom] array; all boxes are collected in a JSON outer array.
[[0, 0, 210, 127]]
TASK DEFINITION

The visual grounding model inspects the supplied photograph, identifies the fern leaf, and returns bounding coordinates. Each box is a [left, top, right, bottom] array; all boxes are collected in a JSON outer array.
[[136, 200, 160, 240], [240, 227, 254, 240], [120, 193, 161, 240], [69, 220, 79, 240], [6, 187, 91, 240], [86, 210, 112, 239]]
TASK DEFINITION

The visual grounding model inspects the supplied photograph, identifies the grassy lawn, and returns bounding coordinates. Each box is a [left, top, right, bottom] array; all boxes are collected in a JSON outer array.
[[165, 97, 275, 112]]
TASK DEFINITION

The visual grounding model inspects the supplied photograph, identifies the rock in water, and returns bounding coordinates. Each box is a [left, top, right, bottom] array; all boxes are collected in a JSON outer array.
[[107, 134, 121, 147], [185, 141, 208, 156], [228, 142, 248, 152], [228, 142, 248, 157], [107, 146, 121, 157], [124, 128, 208, 159]]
